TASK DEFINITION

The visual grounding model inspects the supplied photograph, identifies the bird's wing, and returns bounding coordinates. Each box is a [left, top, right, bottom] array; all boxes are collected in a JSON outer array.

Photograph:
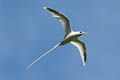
[[71, 39, 87, 66], [25, 43, 61, 71], [44, 7, 72, 35]]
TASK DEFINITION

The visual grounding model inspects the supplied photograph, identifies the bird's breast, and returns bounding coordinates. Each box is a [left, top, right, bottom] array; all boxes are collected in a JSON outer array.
[[61, 35, 78, 45]]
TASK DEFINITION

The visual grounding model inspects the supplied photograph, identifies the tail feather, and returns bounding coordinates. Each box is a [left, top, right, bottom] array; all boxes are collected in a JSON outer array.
[[25, 43, 61, 71]]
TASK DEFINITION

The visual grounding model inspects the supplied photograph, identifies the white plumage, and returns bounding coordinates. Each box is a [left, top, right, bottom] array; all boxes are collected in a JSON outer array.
[[26, 7, 87, 70]]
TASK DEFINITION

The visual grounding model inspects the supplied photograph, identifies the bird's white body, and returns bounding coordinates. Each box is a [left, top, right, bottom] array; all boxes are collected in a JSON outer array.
[[26, 7, 87, 70], [61, 31, 81, 45]]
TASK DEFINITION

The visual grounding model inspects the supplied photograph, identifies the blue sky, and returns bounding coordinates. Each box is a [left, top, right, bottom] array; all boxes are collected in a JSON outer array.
[[0, 0, 120, 80]]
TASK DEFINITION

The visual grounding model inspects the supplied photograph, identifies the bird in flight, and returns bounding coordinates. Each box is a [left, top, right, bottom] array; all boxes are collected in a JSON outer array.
[[26, 7, 87, 70]]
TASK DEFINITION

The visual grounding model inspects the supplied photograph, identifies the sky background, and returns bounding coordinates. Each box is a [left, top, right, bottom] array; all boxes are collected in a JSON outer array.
[[0, 0, 120, 80]]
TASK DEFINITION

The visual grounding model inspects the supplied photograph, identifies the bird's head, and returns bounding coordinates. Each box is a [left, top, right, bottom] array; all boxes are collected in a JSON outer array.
[[75, 31, 87, 37], [73, 31, 87, 37], [79, 31, 88, 35]]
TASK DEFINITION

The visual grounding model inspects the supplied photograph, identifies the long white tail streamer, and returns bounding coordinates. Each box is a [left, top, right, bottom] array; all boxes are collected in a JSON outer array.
[[25, 43, 61, 71]]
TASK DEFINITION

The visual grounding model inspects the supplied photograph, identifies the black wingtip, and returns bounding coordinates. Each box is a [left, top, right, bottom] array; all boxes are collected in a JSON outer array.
[[43, 7, 59, 14]]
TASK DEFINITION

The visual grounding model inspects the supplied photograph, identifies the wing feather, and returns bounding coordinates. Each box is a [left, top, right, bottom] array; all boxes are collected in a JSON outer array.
[[43, 7, 72, 35], [71, 39, 87, 66]]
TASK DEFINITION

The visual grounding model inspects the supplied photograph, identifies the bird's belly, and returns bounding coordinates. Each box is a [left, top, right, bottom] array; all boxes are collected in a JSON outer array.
[[61, 36, 77, 45]]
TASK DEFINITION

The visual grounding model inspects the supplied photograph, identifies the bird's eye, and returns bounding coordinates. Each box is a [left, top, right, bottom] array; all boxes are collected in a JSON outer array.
[[80, 32, 82, 33]]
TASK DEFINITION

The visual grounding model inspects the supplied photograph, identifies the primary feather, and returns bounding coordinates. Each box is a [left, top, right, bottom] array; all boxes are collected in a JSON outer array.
[[43, 7, 72, 35], [71, 39, 87, 66]]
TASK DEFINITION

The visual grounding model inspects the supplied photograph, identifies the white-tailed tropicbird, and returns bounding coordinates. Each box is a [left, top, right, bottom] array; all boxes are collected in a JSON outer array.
[[26, 7, 87, 70]]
